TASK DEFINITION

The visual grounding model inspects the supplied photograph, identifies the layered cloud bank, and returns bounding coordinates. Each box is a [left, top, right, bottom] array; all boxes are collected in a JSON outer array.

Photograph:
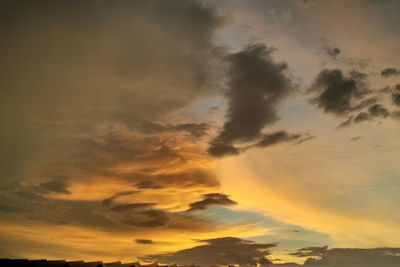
[[2, 0, 400, 265]]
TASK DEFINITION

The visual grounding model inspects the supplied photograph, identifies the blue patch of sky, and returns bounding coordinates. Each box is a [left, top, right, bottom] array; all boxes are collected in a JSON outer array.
[[199, 206, 331, 248]]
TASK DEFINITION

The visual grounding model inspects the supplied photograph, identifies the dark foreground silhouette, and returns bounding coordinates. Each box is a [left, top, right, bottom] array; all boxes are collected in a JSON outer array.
[[0, 259, 142, 267]]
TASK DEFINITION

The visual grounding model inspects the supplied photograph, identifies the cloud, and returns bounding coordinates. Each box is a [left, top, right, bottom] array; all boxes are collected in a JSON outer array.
[[391, 110, 400, 120], [337, 116, 354, 128], [254, 131, 304, 148], [48, 131, 221, 193], [142, 237, 276, 266], [391, 84, 400, 106], [120, 209, 211, 229], [207, 141, 241, 158], [102, 191, 138, 207], [0, 0, 225, 186], [39, 179, 70, 194], [124, 120, 210, 138], [349, 136, 362, 141], [381, 68, 400, 78], [187, 193, 237, 212], [135, 180, 164, 190], [290, 245, 328, 258], [0, 131, 229, 233], [308, 68, 399, 127], [208, 44, 294, 157], [136, 239, 154, 245], [324, 46, 341, 58], [110, 203, 155, 213], [291, 246, 400, 267], [208, 130, 312, 157], [308, 69, 372, 116], [353, 112, 370, 123], [367, 103, 390, 117], [353, 104, 390, 124]]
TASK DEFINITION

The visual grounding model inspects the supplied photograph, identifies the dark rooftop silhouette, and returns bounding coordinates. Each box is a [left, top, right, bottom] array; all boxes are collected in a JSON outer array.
[[0, 259, 139, 267]]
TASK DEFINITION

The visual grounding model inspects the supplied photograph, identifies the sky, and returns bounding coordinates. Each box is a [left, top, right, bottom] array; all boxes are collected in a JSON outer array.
[[1, 0, 400, 266]]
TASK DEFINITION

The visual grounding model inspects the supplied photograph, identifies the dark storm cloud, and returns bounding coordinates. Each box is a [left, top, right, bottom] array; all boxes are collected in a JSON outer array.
[[142, 237, 276, 266], [308, 69, 371, 116], [381, 68, 400, 78], [208, 44, 294, 157], [215, 44, 292, 142], [136, 239, 154, 245], [187, 193, 237, 212], [0, 0, 224, 187], [291, 246, 400, 267]]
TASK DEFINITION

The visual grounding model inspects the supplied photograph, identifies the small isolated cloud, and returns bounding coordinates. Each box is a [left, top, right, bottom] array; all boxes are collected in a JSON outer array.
[[141, 237, 276, 266], [187, 193, 237, 212], [349, 136, 362, 141], [308, 69, 372, 116], [136, 239, 154, 245], [324, 46, 341, 58], [381, 68, 400, 78]]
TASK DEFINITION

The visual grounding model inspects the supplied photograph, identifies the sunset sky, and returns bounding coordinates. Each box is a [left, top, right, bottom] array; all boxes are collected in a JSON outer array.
[[2, 0, 400, 266]]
